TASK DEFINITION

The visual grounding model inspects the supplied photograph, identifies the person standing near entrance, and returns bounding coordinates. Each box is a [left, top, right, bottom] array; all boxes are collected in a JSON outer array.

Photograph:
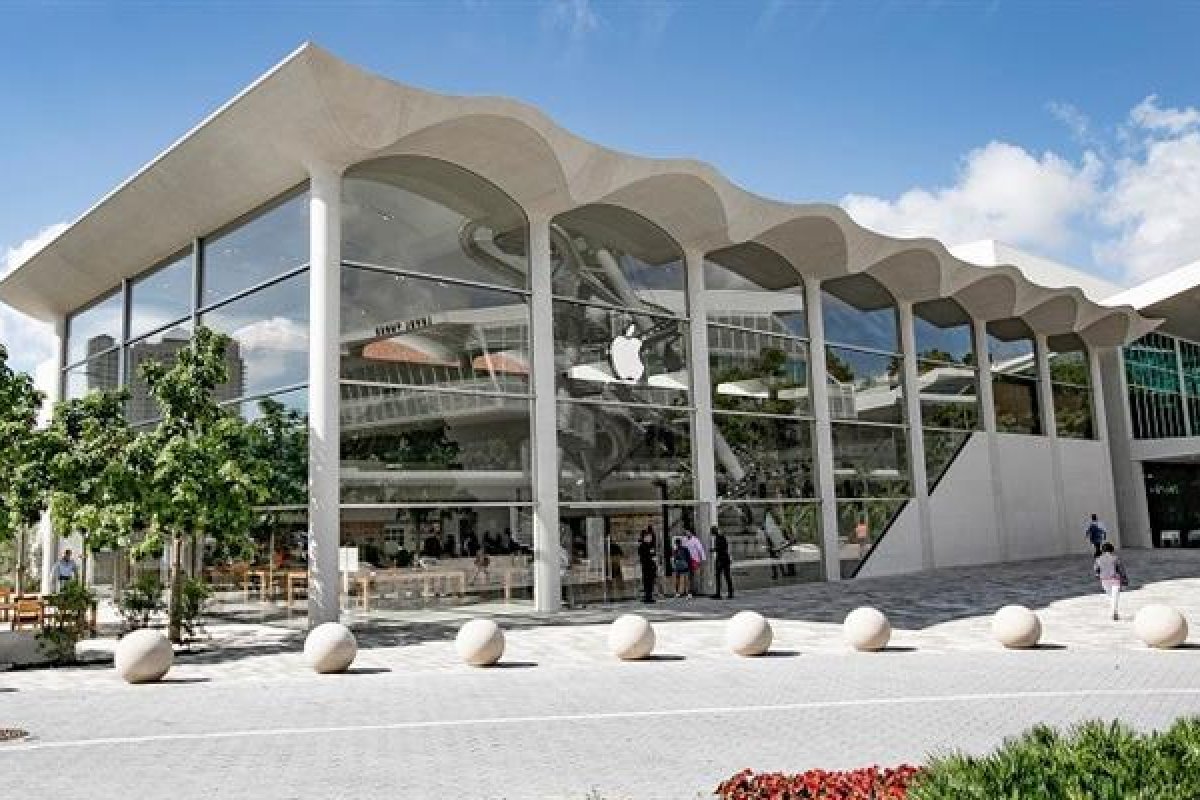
[[710, 525, 734, 599], [637, 531, 657, 604], [683, 529, 707, 598], [1085, 514, 1108, 557], [1094, 542, 1129, 621], [54, 549, 79, 590]]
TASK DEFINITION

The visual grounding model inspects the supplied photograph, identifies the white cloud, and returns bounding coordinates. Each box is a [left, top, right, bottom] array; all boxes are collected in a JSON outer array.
[[842, 141, 1102, 251], [1130, 94, 1200, 136], [541, 0, 600, 41], [233, 316, 309, 353], [1, 222, 67, 379]]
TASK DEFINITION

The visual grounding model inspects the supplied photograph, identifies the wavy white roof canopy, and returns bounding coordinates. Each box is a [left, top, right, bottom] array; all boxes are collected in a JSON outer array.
[[0, 42, 1155, 346]]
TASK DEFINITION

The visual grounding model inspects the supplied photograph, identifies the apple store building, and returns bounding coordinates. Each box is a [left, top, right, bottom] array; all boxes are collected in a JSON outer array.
[[0, 45, 1156, 624]]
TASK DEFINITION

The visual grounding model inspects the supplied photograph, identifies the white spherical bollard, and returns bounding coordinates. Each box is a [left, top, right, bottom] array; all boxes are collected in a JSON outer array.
[[725, 611, 773, 656], [114, 629, 173, 684], [991, 605, 1042, 649], [456, 618, 505, 666], [1135, 604, 1189, 649], [304, 622, 358, 674], [844, 607, 891, 652], [608, 614, 656, 661]]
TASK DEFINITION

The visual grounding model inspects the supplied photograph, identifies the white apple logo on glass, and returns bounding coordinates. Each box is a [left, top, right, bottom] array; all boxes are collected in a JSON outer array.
[[610, 323, 646, 383]]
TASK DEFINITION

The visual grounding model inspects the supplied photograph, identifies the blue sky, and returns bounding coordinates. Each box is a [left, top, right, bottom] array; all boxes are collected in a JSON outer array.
[[4, 1, 1200, 374]]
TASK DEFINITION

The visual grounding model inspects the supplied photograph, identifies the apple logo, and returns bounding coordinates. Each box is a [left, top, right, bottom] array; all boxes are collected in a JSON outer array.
[[610, 323, 646, 383]]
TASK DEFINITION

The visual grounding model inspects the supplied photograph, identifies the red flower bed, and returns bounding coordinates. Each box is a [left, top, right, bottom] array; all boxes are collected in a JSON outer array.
[[715, 765, 923, 800]]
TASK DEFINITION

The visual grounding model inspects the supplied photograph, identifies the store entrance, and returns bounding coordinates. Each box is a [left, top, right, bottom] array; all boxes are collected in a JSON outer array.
[[1143, 461, 1200, 547]]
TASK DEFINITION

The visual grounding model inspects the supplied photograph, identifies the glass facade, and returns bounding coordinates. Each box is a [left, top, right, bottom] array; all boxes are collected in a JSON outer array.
[[1124, 331, 1196, 439], [57, 155, 1120, 616], [987, 319, 1041, 435]]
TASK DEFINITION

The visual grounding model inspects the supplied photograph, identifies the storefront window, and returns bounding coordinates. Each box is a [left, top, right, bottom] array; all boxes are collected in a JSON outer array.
[[129, 252, 193, 340], [201, 190, 308, 307], [1048, 335, 1095, 439], [66, 290, 122, 365], [988, 319, 1041, 435], [914, 298, 979, 486]]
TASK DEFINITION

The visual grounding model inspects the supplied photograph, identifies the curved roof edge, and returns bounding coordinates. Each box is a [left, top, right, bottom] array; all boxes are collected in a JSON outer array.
[[0, 42, 1155, 347]]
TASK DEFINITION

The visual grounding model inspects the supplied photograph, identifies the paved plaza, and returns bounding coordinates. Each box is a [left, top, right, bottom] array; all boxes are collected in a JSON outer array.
[[3, 549, 1200, 798]]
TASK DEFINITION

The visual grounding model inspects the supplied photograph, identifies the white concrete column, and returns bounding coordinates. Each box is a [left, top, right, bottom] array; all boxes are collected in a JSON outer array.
[[307, 164, 342, 626], [684, 249, 718, 590], [897, 302, 933, 570], [528, 215, 562, 611], [973, 318, 1009, 560], [1099, 346, 1149, 547], [39, 315, 66, 594], [804, 278, 842, 581], [1088, 346, 1121, 546], [1036, 334, 1070, 553]]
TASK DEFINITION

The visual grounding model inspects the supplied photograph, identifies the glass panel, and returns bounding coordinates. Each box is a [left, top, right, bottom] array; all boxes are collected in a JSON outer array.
[[1181, 340, 1200, 397], [918, 364, 979, 430], [227, 387, 309, 422], [987, 322, 1038, 377], [924, 428, 972, 490], [200, 273, 309, 399], [1125, 333, 1181, 393], [1130, 389, 1185, 439], [826, 346, 904, 424], [836, 498, 907, 578], [714, 502, 823, 588], [714, 414, 815, 500], [993, 373, 1042, 434], [63, 354, 119, 400], [125, 323, 195, 423], [66, 291, 122, 364], [551, 205, 685, 306], [821, 276, 898, 352], [340, 506, 534, 612], [558, 503, 698, 604], [343, 158, 528, 290], [831, 422, 910, 498], [704, 246, 806, 338], [201, 191, 308, 306], [340, 385, 531, 504], [129, 253, 192, 339], [203, 509, 309, 616], [710, 328, 811, 416], [1054, 384, 1095, 439], [1048, 349, 1090, 387], [558, 402, 692, 502], [341, 267, 530, 394], [913, 299, 974, 366], [554, 301, 688, 405]]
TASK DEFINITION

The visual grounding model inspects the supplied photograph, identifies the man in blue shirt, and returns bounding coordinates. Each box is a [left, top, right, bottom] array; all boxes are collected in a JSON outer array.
[[1085, 514, 1108, 557]]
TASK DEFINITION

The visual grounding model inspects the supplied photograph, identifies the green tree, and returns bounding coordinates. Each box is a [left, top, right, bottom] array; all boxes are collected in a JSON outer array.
[[129, 327, 270, 642], [0, 344, 48, 593]]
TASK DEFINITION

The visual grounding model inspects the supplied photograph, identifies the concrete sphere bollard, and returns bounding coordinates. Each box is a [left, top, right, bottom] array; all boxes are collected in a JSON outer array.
[[1135, 605, 1189, 649], [608, 614, 656, 661], [304, 622, 358, 674], [456, 618, 506, 666], [844, 607, 891, 652], [725, 611, 773, 656], [114, 629, 174, 684], [991, 605, 1042, 649]]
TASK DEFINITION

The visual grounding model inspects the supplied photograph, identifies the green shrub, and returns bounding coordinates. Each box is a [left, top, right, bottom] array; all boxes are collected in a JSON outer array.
[[910, 718, 1200, 799], [37, 581, 97, 664], [118, 572, 166, 631], [173, 577, 212, 644]]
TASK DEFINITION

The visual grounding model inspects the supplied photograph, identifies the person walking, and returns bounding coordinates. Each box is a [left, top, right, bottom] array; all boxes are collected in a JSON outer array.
[[670, 538, 691, 598], [1094, 542, 1129, 620], [683, 529, 707, 599], [1085, 514, 1108, 557], [710, 525, 734, 599], [637, 531, 657, 603]]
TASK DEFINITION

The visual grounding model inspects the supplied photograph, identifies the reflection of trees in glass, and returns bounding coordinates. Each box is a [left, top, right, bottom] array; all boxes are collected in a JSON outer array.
[[826, 350, 853, 383], [345, 424, 463, 469], [711, 346, 806, 416]]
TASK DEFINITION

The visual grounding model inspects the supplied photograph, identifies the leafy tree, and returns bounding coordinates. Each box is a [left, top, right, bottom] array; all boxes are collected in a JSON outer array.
[[44, 389, 139, 565], [128, 327, 271, 642], [242, 397, 308, 566], [0, 343, 48, 593]]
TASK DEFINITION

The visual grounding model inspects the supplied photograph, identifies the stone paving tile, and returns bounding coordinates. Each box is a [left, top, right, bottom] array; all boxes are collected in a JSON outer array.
[[5, 548, 1199, 692]]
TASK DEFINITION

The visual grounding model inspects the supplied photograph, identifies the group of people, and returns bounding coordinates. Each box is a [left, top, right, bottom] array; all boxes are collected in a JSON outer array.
[[636, 526, 734, 604], [420, 528, 519, 560]]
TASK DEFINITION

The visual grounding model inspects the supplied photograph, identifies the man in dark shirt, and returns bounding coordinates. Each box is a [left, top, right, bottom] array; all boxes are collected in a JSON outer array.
[[637, 531, 657, 603], [711, 525, 734, 599]]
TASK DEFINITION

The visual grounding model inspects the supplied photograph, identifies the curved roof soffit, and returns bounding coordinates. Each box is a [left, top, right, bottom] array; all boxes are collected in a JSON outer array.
[[747, 212, 852, 280], [1017, 292, 1082, 336], [588, 171, 731, 251], [947, 270, 1022, 320], [860, 247, 947, 303]]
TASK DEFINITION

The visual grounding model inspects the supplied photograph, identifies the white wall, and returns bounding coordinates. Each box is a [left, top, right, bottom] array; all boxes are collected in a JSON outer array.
[[994, 434, 1060, 559], [928, 433, 1001, 567], [1059, 438, 1121, 555], [856, 500, 924, 578]]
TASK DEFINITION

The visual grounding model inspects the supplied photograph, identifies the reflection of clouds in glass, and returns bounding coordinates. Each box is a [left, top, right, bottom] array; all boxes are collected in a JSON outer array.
[[821, 292, 898, 353], [233, 316, 309, 353]]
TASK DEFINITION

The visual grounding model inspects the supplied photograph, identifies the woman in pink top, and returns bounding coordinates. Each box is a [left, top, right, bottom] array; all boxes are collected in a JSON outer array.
[[1093, 542, 1129, 621]]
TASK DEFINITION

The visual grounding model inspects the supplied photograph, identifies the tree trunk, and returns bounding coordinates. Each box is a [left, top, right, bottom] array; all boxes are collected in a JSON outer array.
[[14, 529, 25, 597], [168, 533, 184, 643]]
